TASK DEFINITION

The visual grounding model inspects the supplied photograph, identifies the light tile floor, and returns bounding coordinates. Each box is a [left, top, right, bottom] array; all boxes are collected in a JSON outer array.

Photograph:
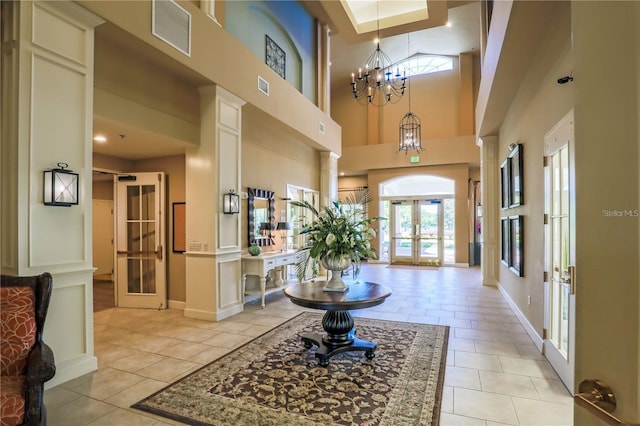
[[45, 264, 574, 425]]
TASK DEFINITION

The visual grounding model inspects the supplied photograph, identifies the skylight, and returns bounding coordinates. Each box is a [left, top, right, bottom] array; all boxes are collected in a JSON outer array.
[[396, 54, 453, 76]]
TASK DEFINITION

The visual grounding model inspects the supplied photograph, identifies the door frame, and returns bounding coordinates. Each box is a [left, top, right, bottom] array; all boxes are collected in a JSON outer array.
[[543, 109, 575, 392], [114, 172, 167, 309]]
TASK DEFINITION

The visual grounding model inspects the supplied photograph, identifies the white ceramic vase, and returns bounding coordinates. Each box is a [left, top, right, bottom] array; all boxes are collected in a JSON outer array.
[[320, 255, 351, 292]]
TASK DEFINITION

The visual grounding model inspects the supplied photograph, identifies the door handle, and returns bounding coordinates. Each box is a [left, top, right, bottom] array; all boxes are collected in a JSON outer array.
[[117, 246, 163, 260], [560, 265, 576, 294], [574, 379, 639, 425]]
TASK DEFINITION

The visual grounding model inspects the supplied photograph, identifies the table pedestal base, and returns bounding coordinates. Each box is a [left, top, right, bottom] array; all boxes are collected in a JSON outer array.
[[300, 309, 377, 367]]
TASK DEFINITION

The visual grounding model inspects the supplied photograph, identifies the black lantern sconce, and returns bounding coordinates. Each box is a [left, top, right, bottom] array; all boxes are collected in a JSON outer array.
[[223, 190, 240, 214], [43, 162, 79, 207]]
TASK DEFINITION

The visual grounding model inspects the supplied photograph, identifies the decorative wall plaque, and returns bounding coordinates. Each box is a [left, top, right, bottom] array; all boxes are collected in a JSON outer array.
[[265, 35, 285, 79]]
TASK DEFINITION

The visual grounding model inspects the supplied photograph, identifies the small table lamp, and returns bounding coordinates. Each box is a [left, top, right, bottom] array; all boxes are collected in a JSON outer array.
[[276, 221, 291, 251]]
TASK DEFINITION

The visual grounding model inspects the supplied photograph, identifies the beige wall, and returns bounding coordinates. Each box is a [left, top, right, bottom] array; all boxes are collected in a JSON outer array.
[[79, 0, 341, 155], [572, 2, 640, 423], [93, 180, 113, 201], [333, 55, 477, 149], [496, 2, 573, 337], [242, 106, 321, 252]]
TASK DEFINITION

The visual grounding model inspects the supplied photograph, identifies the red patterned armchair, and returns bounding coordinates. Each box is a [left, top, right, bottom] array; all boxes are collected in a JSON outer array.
[[1, 273, 56, 426]]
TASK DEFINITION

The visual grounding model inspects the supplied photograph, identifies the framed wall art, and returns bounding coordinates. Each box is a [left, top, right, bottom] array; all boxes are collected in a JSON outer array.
[[509, 215, 524, 277], [500, 159, 510, 209], [501, 217, 510, 266], [173, 202, 186, 253], [265, 35, 285, 79], [509, 143, 523, 207]]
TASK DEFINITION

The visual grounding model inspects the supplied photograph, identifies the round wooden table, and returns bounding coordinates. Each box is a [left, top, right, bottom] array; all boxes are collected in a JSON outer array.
[[283, 280, 392, 367]]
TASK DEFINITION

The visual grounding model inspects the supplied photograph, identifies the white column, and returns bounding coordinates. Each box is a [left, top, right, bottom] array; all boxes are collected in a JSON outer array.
[[320, 151, 339, 207], [317, 24, 331, 114], [184, 85, 245, 321], [1, 0, 104, 387], [478, 136, 499, 286]]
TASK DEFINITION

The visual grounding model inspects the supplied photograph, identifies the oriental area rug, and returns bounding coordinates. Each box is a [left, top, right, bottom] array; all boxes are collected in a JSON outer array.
[[132, 312, 449, 426]]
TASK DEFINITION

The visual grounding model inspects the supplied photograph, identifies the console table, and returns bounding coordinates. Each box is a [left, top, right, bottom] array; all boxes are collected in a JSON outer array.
[[284, 281, 392, 366], [242, 250, 306, 308]]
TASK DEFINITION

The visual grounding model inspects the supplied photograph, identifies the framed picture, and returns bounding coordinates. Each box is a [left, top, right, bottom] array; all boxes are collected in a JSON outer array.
[[509, 143, 523, 207], [509, 215, 524, 277], [173, 202, 186, 253], [500, 159, 510, 209], [265, 35, 285, 79], [501, 217, 510, 266]]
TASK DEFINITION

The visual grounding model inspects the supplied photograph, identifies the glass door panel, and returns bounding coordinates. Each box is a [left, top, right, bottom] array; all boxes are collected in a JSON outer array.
[[417, 202, 440, 266], [390, 202, 414, 264]]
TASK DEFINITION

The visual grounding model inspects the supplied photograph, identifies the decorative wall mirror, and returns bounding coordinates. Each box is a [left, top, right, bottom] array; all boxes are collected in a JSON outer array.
[[248, 188, 275, 246]]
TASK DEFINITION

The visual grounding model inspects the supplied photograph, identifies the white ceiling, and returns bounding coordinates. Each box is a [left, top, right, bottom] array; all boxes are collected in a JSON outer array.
[[91, 1, 481, 162]]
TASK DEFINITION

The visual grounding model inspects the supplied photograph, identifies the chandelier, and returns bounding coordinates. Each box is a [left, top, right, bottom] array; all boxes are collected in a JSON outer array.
[[398, 34, 424, 154], [350, 3, 406, 107], [399, 111, 423, 154]]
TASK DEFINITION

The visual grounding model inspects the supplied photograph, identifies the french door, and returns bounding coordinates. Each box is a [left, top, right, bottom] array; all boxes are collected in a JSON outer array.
[[544, 111, 575, 392], [114, 172, 167, 309], [390, 200, 443, 266]]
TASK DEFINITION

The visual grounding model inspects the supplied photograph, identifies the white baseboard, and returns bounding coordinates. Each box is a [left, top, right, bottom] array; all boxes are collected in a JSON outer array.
[[168, 300, 186, 310], [184, 303, 244, 322], [497, 284, 544, 352], [45, 355, 98, 389]]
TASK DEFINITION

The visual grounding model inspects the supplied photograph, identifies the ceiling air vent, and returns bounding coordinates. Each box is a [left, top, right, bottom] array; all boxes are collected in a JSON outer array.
[[258, 76, 270, 95], [152, 0, 191, 56]]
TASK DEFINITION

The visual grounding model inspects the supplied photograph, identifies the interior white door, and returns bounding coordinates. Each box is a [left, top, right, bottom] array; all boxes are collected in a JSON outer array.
[[544, 111, 575, 392], [115, 172, 167, 309]]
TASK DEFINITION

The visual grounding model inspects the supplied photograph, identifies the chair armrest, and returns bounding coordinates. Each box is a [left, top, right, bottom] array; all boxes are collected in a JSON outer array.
[[26, 340, 56, 383]]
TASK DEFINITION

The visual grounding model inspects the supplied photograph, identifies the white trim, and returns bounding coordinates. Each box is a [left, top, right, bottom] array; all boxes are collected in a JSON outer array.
[[45, 355, 98, 388], [497, 283, 544, 352], [168, 299, 186, 310], [184, 303, 243, 321]]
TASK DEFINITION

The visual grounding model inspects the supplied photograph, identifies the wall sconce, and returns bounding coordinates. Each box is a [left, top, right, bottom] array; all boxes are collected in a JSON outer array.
[[223, 190, 240, 214], [43, 162, 79, 207]]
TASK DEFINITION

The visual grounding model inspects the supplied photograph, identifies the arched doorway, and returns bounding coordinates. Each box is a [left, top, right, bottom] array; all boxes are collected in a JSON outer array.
[[379, 175, 455, 266]]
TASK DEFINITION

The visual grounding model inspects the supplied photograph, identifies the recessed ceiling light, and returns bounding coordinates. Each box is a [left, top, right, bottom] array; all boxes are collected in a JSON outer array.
[[340, 172, 345, 176], [446, 21, 452, 27], [93, 135, 107, 143]]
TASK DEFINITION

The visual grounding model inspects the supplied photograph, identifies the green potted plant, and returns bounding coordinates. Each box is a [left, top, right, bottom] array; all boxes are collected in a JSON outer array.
[[290, 189, 384, 292]]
